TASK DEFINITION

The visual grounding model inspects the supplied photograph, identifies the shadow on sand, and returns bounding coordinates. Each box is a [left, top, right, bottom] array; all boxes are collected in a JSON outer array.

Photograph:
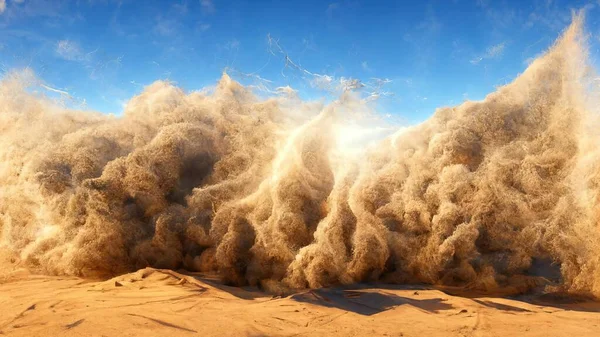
[[290, 288, 453, 315], [180, 271, 600, 316], [434, 284, 600, 313]]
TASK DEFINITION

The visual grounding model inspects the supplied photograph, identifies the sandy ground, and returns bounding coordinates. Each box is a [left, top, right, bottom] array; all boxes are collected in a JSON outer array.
[[1, 268, 599, 337]]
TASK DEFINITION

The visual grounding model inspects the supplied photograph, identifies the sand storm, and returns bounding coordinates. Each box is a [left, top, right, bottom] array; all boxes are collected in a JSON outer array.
[[1, 13, 600, 301]]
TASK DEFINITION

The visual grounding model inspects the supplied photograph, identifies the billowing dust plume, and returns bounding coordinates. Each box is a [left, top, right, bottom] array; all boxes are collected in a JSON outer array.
[[2, 14, 600, 297]]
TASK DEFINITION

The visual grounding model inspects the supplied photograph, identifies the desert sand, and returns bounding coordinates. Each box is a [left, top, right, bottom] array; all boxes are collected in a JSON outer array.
[[1, 267, 599, 337]]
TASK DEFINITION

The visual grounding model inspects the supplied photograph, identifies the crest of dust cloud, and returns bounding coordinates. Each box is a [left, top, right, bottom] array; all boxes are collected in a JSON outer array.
[[2, 14, 600, 297]]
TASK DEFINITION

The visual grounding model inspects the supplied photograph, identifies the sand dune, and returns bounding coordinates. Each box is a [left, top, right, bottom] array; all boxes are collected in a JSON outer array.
[[1, 267, 599, 337]]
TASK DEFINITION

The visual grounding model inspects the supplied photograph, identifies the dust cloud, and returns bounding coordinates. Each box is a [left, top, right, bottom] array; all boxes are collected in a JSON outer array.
[[1, 13, 600, 298]]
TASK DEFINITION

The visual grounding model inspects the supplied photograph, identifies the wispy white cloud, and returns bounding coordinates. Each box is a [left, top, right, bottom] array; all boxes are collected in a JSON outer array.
[[225, 39, 240, 50], [486, 42, 505, 58], [56, 39, 83, 61], [470, 42, 506, 65], [154, 16, 178, 36], [197, 22, 211, 32], [200, 0, 215, 14], [266, 34, 392, 102], [361, 61, 371, 72], [470, 57, 482, 65], [55, 39, 122, 81], [0, 0, 6, 15], [40, 83, 69, 96]]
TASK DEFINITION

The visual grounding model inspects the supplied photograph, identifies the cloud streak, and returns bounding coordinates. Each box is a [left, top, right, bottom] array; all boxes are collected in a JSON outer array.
[[56, 39, 84, 61], [470, 42, 506, 65]]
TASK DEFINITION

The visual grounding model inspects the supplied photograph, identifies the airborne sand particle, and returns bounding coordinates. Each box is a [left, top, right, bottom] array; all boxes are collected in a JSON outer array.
[[1, 13, 599, 298]]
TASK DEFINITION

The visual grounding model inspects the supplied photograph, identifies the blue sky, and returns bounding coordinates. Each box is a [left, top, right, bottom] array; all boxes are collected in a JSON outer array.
[[1, 0, 600, 123]]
